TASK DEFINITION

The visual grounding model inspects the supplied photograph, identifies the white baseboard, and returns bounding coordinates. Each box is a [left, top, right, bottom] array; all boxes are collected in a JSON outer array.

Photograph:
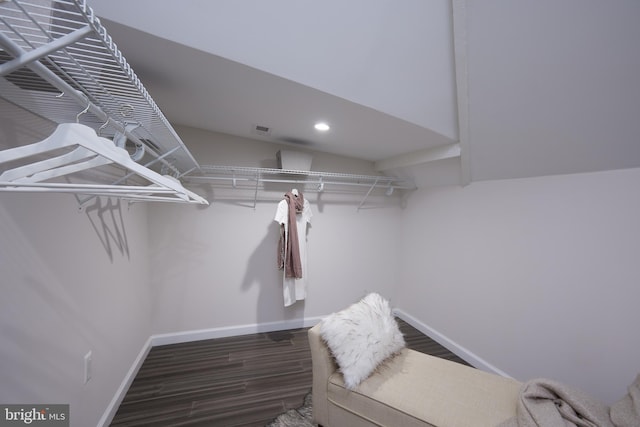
[[97, 336, 153, 427], [393, 308, 513, 378], [151, 316, 325, 347]]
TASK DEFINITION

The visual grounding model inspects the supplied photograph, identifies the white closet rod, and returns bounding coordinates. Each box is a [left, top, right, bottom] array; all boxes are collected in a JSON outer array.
[[185, 165, 415, 210], [187, 165, 415, 190], [185, 165, 415, 186], [187, 175, 402, 189]]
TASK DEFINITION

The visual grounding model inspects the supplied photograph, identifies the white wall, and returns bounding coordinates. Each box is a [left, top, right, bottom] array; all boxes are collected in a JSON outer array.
[[397, 167, 640, 404], [0, 193, 152, 427], [89, 0, 458, 140], [148, 126, 403, 335], [466, 0, 640, 181]]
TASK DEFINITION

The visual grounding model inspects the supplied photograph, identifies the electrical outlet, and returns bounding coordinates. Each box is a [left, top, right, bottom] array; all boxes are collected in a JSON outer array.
[[84, 351, 92, 384]]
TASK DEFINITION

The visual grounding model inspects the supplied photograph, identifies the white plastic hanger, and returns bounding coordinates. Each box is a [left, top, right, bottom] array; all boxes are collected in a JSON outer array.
[[0, 123, 208, 205]]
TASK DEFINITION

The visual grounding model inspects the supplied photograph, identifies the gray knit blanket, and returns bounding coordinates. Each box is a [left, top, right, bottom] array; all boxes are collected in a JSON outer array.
[[498, 375, 640, 427]]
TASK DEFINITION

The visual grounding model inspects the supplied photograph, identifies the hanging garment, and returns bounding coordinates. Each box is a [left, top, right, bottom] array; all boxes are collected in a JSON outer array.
[[275, 190, 312, 307], [279, 190, 304, 278]]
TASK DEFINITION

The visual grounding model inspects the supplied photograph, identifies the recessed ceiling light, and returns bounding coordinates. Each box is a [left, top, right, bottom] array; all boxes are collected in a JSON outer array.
[[314, 122, 330, 131]]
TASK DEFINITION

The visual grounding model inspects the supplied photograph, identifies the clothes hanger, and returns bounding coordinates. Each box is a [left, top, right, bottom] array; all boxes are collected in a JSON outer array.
[[0, 122, 208, 205], [1, 123, 116, 183]]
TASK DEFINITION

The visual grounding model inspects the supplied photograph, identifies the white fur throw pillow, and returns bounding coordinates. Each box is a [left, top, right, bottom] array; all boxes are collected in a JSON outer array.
[[319, 293, 405, 389]]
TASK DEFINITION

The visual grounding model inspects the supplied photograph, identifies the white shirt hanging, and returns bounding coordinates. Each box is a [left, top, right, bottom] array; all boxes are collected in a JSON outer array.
[[274, 195, 312, 307]]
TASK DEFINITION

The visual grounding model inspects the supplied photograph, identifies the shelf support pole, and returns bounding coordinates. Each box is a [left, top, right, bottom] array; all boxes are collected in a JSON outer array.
[[253, 171, 260, 210], [357, 177, 380, 211], [0, 25, 93, 76]]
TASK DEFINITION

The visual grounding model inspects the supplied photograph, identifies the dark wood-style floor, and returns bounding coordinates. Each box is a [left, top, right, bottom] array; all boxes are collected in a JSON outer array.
[[110, 319, 470, 426]]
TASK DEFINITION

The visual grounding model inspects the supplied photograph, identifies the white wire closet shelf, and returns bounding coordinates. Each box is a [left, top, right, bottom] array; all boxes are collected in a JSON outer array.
[[185, 165, 416, 209], [0, 0, 208, 205]]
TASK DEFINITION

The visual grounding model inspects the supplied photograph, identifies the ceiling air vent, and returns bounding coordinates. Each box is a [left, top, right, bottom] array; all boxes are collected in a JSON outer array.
[[252, 124, 271, 136]]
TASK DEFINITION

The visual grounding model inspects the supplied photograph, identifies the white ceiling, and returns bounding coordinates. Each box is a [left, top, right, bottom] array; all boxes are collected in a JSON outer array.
[[88, 0, 640, 187]]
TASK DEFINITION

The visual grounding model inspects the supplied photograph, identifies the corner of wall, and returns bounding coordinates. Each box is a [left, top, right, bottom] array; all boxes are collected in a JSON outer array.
[[393, 308, 513, 378]]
